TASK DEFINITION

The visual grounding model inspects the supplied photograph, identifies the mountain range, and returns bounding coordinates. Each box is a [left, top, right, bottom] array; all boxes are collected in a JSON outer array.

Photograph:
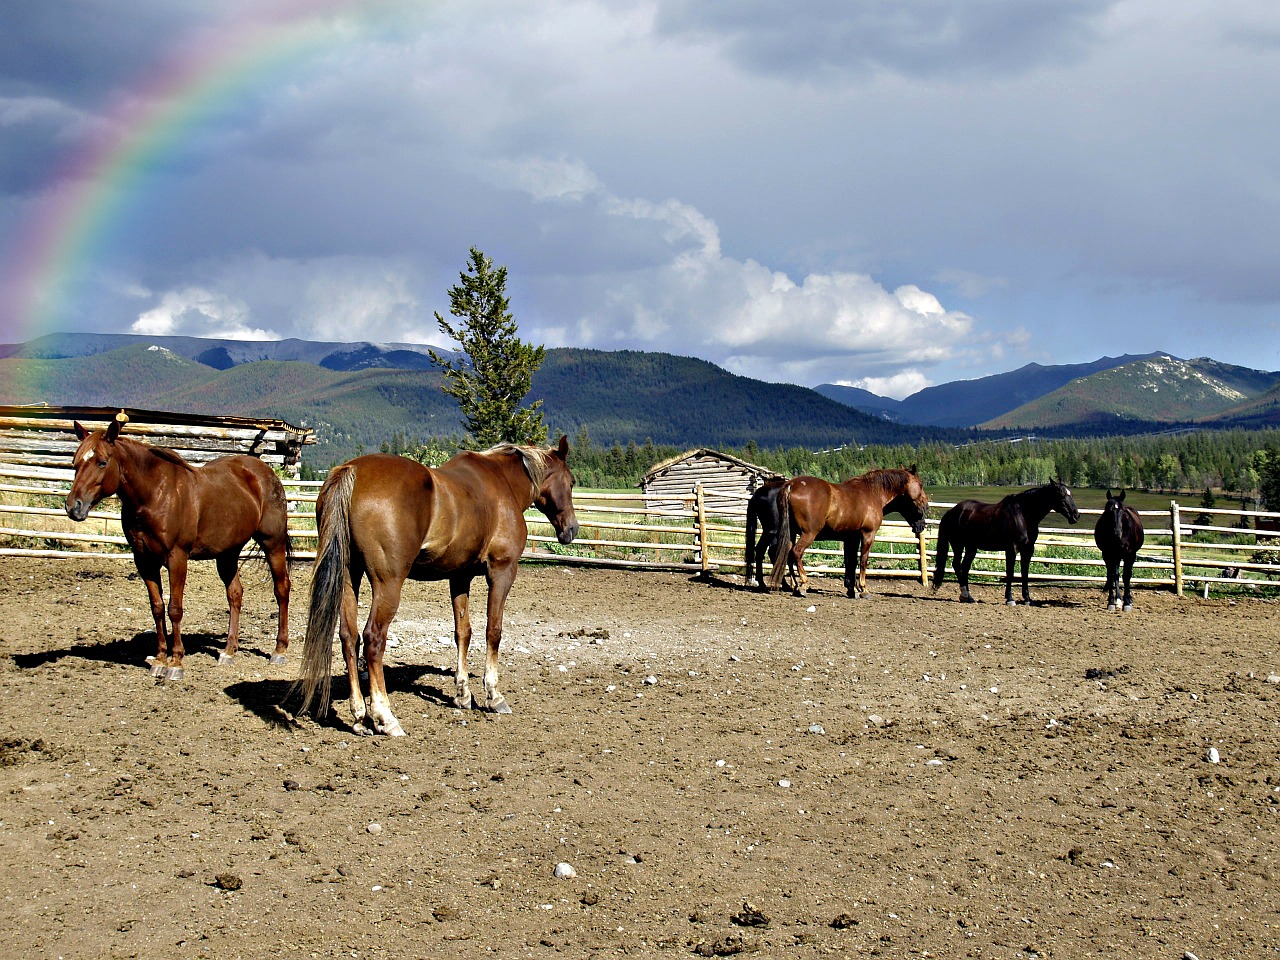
[[2, 332, 1278, 465]]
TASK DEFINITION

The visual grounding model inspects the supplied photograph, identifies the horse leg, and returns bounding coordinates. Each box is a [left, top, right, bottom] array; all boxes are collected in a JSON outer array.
[[215, 553, 244, 665], [957, 546, 976, 603], [264, 538, 291, 663], [162, 551, 189, 680], [842, 538, 858, 598], [481, 562, 518, 714], [339, 565, 367, 729], [1104, 556, 1118, 611], [858, 532, 873, 598], [791, 532, 817, 597], [1121, 555, 1135, 612], [136, 554, 170, 675], [357, 577, 406, 737], [450, 575, 476, 710], [1018, 547, 1033, 605]]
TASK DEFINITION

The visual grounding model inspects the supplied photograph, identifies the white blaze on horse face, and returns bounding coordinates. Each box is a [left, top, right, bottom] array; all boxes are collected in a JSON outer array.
[[81, 447, 97, 465]]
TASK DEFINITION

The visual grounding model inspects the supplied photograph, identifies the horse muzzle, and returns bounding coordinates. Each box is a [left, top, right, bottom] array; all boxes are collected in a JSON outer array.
[[556, 519, 580, 545], [65, 498, 91, 522], [910, 517, 927, 536]]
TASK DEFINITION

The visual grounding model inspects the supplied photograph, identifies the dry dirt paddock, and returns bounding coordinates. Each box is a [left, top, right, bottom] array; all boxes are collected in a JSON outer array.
[[2, 556, 1279, 960]]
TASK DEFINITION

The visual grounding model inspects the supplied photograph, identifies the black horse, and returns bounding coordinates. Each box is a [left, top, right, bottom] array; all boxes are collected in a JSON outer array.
[[1094, 489, 1144, 612], [744, 478, 788, 589], [932, 479, 1080, 605]]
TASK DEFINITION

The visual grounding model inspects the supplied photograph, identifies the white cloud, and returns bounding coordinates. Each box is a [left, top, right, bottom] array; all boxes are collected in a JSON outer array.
[[838, 370, 933, 401], [131, 287, 277, 340], [513, 159, 976, 384]]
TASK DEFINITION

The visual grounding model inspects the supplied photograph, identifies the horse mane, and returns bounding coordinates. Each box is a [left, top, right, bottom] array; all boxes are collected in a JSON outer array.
[[484, 442, 556, 493], [857, 468, 909, 493], [136, 438, 197, 473]]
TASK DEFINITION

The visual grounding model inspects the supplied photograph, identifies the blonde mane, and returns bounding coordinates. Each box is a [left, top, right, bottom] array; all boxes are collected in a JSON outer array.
[[484, 442, 556, 494]]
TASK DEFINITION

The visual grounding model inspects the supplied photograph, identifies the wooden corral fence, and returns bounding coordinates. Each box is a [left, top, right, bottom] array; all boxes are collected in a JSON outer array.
[[4, 461, 1279, 596], [0, 405, 314, 474]]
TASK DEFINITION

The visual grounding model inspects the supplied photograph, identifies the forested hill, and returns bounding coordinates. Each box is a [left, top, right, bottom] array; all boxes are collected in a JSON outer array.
[[0, 342, 970, 466], [529, 349, 964, 449]]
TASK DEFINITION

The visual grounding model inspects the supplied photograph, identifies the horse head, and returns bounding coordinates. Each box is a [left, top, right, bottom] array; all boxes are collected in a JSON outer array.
[[885, 466, 929, 535], [1102, 489, 1127, 539], [533, 435, 580, 545], [1052, 477, 1081, 524], [65, 414, 127, 521]]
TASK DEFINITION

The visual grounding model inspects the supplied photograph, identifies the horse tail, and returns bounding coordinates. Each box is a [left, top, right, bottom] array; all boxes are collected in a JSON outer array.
[[767, 483, 792, 590], [295, 464, 356, 718], [931, 511, 951, 591]]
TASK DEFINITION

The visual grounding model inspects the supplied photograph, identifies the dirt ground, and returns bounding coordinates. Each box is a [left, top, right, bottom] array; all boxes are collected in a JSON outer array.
[[2, 556, 1279, 960]]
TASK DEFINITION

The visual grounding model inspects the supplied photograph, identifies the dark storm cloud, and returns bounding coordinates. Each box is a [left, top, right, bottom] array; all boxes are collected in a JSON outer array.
[[653, 0, 1116, 80], [0, 0, 199, 102]]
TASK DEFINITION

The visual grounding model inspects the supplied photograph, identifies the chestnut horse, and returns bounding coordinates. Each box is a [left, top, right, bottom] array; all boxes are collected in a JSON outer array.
[[767, 467, 929, 598], [931, 479, 1080, 605], [65, 413, 292, 680], [1094, 489, 1144, 612], [295, 437, 579, 737]]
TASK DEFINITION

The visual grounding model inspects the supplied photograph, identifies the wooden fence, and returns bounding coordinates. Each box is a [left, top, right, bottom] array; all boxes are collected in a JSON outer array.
[[5, 462, 1280, 595]]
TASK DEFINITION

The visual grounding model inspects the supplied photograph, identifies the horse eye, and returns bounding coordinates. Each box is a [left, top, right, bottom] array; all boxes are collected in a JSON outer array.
[[97, 459, 108, 468]]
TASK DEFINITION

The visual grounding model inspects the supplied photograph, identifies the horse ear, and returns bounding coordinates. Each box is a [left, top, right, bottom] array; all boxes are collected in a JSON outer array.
[[106, 418, 122, 443], [74, 421, 88, 441], [556, 434, 569, 459], [909, 463, 919, 475], [1117, 489, 1126, 502]]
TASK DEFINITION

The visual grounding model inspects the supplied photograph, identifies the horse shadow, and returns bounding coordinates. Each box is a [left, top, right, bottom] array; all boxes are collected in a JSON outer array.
[[11, 630, 238, 671], [222, 662, 454, 732]]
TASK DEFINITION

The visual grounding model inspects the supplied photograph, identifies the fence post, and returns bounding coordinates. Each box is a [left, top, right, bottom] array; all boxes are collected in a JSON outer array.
[[918, 527, 928, 585], [1171, 500, 1183, 596], [695, 483, 709, 574]]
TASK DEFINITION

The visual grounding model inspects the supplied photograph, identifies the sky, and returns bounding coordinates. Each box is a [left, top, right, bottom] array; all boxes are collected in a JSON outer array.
[[1, 0, 1278, 399]]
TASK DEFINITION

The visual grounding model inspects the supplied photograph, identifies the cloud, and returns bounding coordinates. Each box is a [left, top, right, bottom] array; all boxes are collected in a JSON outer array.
[[131, 286, 277, 340], [652, 0, 1115, 81], [500, 155, 976, 385], [837, 370, 933, 401]]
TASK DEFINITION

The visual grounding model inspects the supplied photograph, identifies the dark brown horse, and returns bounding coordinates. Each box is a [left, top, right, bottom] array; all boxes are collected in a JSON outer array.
[[932, 479, 1080, 605], [1094, 489, 1144, 612], [65, 413, 292, 680], [744, 477, 789, 589], [295, 437, 579, 737], [767, 467, 929, 598]]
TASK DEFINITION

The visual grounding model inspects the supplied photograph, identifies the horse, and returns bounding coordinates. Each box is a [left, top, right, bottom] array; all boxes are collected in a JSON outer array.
[[767, 466, 929, 598], [1094, 489, 1144, 612], [295, 436, 579, 737], [65, 412, 292, 680], [931, 479, 1080, 605], [744, 477, 789, 589]]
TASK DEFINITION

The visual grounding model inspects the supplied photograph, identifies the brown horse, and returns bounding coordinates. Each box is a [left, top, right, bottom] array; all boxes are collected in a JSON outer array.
[[65, 413, 292, 680], [767, 467, 929, 598], [295, 437, 579, 737]]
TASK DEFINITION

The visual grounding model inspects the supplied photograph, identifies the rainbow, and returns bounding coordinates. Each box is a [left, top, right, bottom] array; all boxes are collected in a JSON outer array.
[[2, 1, 408, 345]]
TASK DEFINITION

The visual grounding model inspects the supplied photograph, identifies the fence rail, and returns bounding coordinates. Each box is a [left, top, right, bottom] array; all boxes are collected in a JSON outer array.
[[3, 462, 1279, 595]]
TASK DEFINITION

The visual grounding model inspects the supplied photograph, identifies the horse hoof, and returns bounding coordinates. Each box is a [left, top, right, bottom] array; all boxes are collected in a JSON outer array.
[[453, 696, 473, 711], [1122, 604, 1134, 613], [269, 654, 287, 665], [959, 595, 975, 604], [217, 653, 235, 666], [163, 666, 184, 681], [149, 661, 166, 677], [1107, 603, 1118, 612], [486, 698, 512, 715], [1006, 600, 1018, 607]]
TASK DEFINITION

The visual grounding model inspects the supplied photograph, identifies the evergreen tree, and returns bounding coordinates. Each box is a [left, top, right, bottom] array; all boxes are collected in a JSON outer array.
[[429, 247, 547, 447]]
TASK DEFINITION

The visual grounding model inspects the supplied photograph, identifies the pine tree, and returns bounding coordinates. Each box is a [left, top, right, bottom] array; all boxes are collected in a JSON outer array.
[[428, 247, 547, 447]]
